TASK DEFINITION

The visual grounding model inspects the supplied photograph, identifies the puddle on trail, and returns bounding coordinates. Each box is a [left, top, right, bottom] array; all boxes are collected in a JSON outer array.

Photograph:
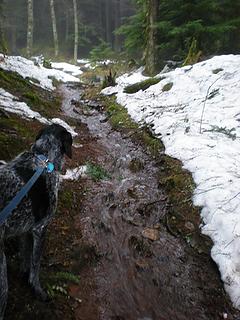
[[60, 83, 239, 320]]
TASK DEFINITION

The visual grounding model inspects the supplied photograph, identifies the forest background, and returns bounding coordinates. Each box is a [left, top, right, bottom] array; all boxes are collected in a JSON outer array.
[[0, 0, 239, 75]]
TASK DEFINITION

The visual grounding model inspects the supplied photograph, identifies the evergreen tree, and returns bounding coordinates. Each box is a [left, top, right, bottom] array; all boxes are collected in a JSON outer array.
[[116, 0, 146, 58], [118, 0, 240, 73]]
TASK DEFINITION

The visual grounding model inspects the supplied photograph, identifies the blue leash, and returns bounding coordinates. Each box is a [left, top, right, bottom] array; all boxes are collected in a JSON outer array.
[[0, 155, 54, 226]]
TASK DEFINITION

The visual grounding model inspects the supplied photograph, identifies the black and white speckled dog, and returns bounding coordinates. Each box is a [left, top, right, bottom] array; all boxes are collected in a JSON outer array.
[[0, 123, 72, 319]]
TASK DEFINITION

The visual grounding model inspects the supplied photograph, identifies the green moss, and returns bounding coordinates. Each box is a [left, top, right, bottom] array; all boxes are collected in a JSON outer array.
[[162, 82, 173, 92], [157, 155, 212, 253], [86, 162, 111, 181], [51, 271, 80, 284], [0, 116, 38, 160], [105, 99, 138, 131], [43, 59, 52, 69], [212, 68, 223, 74], [23, 92, 41, 104], [59, 190, 73, 208], [102, 96, 164, 157], [140, 130, 163, 157], [124, 77, 163, 94], [0, 68, 61, 118]]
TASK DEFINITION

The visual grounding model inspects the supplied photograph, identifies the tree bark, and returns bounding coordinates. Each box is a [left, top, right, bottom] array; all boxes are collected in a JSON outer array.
[[73, 0, 78, 63], [114, 0, 121, 52], [27, 0, 34, 57], [144, 0, 160, 76], [65, 3, 69, 43], [49, 0, 59, 57], [105, 0, 112, 46]]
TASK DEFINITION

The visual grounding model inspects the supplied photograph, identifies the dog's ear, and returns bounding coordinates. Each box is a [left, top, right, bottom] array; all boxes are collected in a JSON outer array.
[[62, 131, 73, 159]]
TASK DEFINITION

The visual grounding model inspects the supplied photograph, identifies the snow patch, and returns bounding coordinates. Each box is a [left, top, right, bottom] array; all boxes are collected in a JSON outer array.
[[0, 88, 77, 136], [60, 165, 87, 181], [51, 62, 83, 77], [0, 88, 50, 124], [0, 55, 80, 90]]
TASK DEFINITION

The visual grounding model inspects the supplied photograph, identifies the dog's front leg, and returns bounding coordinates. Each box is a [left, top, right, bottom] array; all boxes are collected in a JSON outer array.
[[0, 232, 8, 320], [29, 227, 48, 301]]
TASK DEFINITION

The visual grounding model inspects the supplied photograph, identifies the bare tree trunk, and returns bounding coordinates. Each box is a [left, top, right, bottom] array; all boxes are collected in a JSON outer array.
[[114, 0, 121, 52], [49, 0, 59, 57], [65, 4, 69, 42], [11, 25, 17, 54], [144, 0, 160, 75], [73, 0, 78, 63], [27, 0, 33, 57], [105, 0, 112, 46]]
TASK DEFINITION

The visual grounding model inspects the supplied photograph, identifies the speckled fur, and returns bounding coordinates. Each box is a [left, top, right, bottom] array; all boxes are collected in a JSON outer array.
[[0, 124, 72, 320]]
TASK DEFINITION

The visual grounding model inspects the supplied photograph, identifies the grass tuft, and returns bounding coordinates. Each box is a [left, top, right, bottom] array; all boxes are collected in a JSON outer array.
[[86, 162, 111, 181]]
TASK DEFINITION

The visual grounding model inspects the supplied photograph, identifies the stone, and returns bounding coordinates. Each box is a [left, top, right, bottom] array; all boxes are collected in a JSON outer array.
[[142, 228, 160, 241]]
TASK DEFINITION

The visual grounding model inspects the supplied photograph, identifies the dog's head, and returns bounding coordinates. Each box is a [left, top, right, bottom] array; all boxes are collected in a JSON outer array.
[[33, 124, 73, 161]]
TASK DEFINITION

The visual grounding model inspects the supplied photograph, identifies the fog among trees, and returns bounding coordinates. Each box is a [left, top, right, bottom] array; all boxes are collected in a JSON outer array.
[[2, 0, 135, 59], [0, 0, 239, 74]]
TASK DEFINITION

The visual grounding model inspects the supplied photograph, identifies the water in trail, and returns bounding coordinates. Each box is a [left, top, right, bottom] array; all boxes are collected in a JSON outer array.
[[60, 83, 239, 320]]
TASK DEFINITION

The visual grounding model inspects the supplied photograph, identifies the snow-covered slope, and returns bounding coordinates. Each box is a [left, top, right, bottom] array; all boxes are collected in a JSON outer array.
[[102, 55, 240, 308], [0, 55, 80, 90], [0, 55, 78, 136]]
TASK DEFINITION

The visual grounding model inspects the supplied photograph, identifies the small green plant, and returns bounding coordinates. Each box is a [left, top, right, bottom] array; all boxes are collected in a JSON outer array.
[[183, 38, 202, 66], [47, 284, 69, 299], [43, 58, 52, 69], [46, 271, 80, 299], [124, 77, 163, 94], [105, 100, 138, 130], [23, 92, 41, 104], [102, 69, 117, 89], [52, 271, 80, 284], [205, 125, 236, 140], [86, 162, 111, 181], [162, 82, 173, 92]]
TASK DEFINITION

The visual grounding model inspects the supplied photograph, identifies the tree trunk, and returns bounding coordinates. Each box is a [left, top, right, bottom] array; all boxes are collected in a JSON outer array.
[[65, 4, 69, 42], [49, 0, 59, 57], [100, 0, 106, 42], [144, 0, 160, 76], [105, 0, 112, 46], [26, 0, 33, 57], [11, 25, 17, 54], [114, 0, 121, 52], [73, 0, 78, 63]]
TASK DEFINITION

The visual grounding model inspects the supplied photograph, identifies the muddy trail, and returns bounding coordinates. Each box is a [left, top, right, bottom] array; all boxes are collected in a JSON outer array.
[[56, 82, 240, 320]]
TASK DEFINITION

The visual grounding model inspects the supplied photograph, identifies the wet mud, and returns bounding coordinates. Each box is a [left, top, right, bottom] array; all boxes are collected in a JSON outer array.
[[59, 83, 240, 320]]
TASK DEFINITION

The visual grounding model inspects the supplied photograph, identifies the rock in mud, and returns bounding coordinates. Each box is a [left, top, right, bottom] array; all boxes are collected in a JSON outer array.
[[142, 228, 160, 241]]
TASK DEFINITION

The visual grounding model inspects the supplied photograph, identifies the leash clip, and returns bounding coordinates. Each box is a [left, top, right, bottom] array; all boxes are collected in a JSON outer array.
[[35, 154, 54, 173]]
